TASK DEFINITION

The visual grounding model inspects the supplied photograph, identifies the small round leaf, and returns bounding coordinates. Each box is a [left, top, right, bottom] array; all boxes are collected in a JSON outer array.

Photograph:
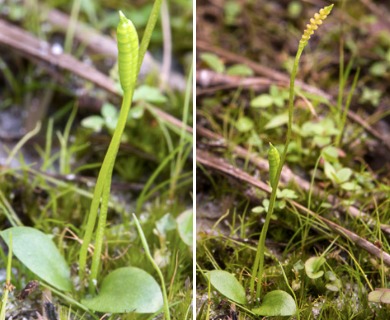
[[235, 117, 254, 132], [251, 94, 273, 108], [81, 116, 105, 132], [264, 113, 288, 130], [82, 267, 163, 313], [252, 290, 296, 316], [226, 64, 254, 76], [176, 209, 193, 246]]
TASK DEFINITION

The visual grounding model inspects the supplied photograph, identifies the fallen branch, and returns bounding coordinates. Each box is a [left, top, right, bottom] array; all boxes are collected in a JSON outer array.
[[0, 18, 191, 135], [197, 148, 390, 266], [0, 18, 118, 94], [197, 126, 390, 235]]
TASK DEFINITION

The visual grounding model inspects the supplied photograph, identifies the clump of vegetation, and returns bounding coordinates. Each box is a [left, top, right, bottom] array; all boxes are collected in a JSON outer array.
[[0, 0, 192, 319], [197, 1, 390, 319]]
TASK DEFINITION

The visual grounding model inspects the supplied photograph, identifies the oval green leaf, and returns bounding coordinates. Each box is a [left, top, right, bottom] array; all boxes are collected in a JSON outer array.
[[81, 116, 105, 132], [235, 117, 254, 132], [82, 267, 163, 313], [226, 64, 254, 76], [264, 113, 288, 130], [324, 161, 337, 183], [251, 94, 273, 108], [208, 270, 247, 304], [252, 290, 296, 316], [133, 85, 167, 104], [101, 103, 118, 121], [335, 168, 352, 184], [321, 146, 339, 162], [200, 53, 225, 73], [0, 227, 72, 291], [176, 209, 193, 246]]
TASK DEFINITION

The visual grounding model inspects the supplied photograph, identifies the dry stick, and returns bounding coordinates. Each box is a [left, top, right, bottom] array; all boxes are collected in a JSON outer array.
[[0, 18, 191, 135], [197, 126, 390, 235], [197, 40, 390, 151], [197, 149, 390, 266], [196, 69, 277, 93], [0, 18, 118, 94]]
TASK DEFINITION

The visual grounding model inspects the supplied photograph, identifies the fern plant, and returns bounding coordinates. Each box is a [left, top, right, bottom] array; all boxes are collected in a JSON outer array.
[[249, 4, 334, 317]]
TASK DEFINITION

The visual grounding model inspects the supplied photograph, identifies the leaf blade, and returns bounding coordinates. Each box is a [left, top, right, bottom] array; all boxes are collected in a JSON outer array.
[[208, 270, 247, 304], [252, 290, 296, 316], [82, 267, 163, 313], [0, 227, 72, 291]]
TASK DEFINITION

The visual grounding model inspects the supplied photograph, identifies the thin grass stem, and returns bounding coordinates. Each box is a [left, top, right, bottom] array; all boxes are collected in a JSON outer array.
[[169, 65, 193, 198], [250, 4, 334, 301], [137, 0, 163, 74], [5, 121, 41, 167], [79, 91, 133, 288], [0, 234, 12, 320], [133, 214, 171, 320]]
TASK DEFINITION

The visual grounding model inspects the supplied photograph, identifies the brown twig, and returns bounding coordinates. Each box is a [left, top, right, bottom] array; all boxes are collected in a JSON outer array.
[[197, 148, 390, 266], [196, 69, 279, 95], [197, 125, 390, 235], [0, 18, 118, 94], [0, 18, 191, 134]]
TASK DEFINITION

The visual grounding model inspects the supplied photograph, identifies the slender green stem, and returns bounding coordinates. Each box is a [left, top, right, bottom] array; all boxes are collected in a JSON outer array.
[[169, 65, 193, 198], [79, 0, 164, 294], [136, 144, 183, 213], [41, 118, 54, 171], [337, 37, 345, 120], [336, 68, 360, 146], [278, 261, 300, 320], [336, 0, 346, 144], [137, 0, 163, 74], [0, 57, 20, 95], [5, 121, 41, 166], [282, 47, 303, 169], [251, 47, 304, 300], [206, 272, 211, 320], [78, 91, 132, 288], [59, 104, 78, 174], [183, 301, 192, 320], [89, 89, 134, 289], [251, 3, 333, 301], [79, 10, 138, 288], [0, 190, 22, 227], [133, 214, 171, 320], [88, 167, 112, 293], [0, 234, 12, 320], [64, 0, 82, 53]]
